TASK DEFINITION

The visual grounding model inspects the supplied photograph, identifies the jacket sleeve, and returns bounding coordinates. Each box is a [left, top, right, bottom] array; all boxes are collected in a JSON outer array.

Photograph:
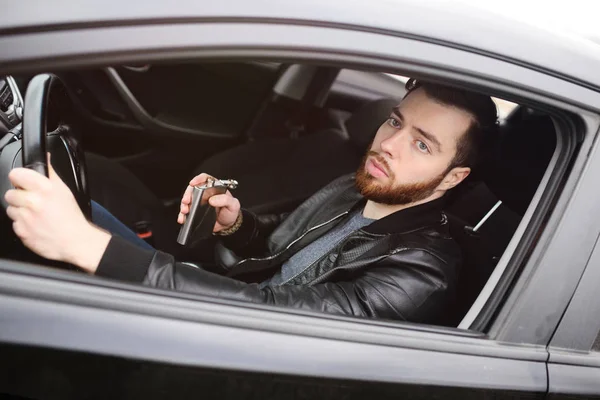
[[218, 209, 289, 258], [97, 236, 452, 322]]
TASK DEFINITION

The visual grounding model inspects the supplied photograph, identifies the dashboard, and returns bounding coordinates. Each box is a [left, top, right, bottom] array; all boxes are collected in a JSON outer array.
[[0, 76, 23, 134]]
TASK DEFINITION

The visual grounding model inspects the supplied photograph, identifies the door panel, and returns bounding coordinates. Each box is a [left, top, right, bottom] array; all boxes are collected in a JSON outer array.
[[58, 62, 281, 200], [0, 343, 546, 400], [548, 359, 600, 399], [63, 62, 281, 141], [116, 62, 280, 137]]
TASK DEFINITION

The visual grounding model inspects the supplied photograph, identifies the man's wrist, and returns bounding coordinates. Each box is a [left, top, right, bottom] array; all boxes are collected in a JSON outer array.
[[64, 222, 111, 274], [214, 211, 243, 236]]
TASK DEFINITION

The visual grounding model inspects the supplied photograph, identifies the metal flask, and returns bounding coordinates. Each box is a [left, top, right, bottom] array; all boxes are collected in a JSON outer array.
[[177, 177, 238, 246]]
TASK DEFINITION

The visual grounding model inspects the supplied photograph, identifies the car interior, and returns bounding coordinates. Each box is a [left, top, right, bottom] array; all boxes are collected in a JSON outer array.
[[0, 61, 557, 328]]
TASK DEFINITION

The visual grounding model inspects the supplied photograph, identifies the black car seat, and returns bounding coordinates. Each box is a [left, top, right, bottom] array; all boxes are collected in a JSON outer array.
[[196, 98, 399, 215], [444, 107, 557, 326], [86, 151, 165, 230]]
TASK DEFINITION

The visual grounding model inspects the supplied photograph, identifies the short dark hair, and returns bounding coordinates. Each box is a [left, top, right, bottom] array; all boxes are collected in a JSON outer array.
[[404, 78, 498, 170]]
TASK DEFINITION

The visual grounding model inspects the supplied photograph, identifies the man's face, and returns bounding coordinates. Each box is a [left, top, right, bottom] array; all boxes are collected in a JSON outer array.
[[356, 87, 473, 205]]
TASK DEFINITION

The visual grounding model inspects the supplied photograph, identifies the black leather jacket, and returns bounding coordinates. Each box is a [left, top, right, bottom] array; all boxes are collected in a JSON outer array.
[[97, 174, 461, 323]]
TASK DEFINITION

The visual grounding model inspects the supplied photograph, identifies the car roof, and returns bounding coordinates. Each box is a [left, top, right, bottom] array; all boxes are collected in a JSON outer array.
[[5, 0, 600, 89]]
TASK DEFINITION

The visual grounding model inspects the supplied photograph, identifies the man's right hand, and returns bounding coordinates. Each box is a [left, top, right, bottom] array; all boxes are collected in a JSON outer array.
[[178, 173, 241, 233]]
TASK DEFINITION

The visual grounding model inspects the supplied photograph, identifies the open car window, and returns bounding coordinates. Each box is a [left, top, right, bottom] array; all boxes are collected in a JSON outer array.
[[0, 58, 570, 337]]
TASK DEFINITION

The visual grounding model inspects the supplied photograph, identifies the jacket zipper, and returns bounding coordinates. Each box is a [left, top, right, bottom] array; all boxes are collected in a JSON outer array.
[[233, 211, 350, 268]]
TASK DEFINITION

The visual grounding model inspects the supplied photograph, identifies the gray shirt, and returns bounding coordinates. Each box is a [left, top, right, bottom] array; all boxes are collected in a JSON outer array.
[[263, 209, 374, 287]]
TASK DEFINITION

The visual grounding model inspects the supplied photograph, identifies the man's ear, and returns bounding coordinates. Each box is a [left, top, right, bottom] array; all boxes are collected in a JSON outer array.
[[439, 167, 471, 191]]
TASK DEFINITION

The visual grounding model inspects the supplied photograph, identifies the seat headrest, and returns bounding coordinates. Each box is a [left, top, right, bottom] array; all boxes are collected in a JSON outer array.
[[344, 98, 399, 151], [483, 110, 556, 216]]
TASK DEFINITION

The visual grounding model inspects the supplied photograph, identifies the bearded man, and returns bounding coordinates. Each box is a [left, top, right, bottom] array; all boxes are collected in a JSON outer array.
[[4, 79, 498, 323]]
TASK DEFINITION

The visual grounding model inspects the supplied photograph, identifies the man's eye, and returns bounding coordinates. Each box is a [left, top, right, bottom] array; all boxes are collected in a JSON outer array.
[[416, 140, 430, 153], [387, 117, 401, 129]]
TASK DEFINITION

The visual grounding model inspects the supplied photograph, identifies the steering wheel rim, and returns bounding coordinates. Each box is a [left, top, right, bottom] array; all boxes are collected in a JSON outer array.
[[22, 74, 52, 177], [19, 73, 91, 218]]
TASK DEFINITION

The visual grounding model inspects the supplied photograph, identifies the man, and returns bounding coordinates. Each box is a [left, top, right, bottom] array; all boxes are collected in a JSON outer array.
[[4, 79, 497, 324]]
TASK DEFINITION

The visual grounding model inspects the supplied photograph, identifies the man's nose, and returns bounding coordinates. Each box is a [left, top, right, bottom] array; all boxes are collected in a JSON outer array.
[[380, 129, 408, 157]]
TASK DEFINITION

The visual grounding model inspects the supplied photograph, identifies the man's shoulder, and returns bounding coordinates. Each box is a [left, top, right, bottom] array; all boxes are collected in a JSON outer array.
[[295, 173, 361, 212], [321, 173, 357, 193]]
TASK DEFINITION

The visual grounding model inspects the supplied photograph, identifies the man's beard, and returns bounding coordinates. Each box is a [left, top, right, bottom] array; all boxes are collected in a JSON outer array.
[[355, 151, 446, 205]]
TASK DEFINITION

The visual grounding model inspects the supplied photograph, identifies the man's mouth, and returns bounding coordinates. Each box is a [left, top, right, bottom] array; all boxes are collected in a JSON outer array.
[[366, 156, 389, 178]]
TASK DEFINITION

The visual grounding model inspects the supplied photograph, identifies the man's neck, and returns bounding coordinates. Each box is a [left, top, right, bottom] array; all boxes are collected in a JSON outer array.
[[362, 192, 444, 220]]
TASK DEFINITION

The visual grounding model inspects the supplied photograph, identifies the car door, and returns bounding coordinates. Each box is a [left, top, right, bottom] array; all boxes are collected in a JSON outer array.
[[2, 1, 600, 399], [546, 237, 600, 399]]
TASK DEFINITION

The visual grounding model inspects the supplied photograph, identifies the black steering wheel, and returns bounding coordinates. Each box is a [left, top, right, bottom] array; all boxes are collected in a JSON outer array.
[[0, 73, 91, 259], [21, 74, 51, 177]]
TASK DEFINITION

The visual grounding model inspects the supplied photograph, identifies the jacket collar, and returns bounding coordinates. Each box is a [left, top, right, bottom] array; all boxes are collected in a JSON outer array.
[[360, 196, 447, 235]]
